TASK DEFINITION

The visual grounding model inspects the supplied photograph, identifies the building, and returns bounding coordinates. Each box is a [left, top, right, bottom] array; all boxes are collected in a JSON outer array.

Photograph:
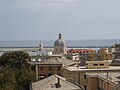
[[53, 33, 67, 54], [33, 59, 62, 80], [30, 51, 62, 61], [29, 58, 77, 80], [112, 43, 120, 59], [67, 49, 95, 54], [85, 72, 120, 90], [39, 43, 43, 51], [111, 43, 120, 66], [62, 61, 120, 90], [97, 48, 113, 60], [67, 48, 113, 61], [86, 61, 110, 69], [66, 53, 80, 60], [67, 49, 96, 61], [31, 74, 83, 90]]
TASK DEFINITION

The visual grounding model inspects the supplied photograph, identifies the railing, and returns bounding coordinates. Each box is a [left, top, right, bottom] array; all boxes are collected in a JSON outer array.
[[66, 78, 84, 90]]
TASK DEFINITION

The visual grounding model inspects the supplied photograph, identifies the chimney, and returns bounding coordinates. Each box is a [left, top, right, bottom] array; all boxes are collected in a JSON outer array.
[[58, 77, 60, 85], [55, 77, 61, 88]]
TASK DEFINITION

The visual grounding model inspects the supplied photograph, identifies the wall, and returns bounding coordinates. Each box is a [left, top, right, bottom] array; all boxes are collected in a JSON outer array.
[[37, 65, 62, 78], [86, 76, 99, 90], [62, 68, 119, 90]]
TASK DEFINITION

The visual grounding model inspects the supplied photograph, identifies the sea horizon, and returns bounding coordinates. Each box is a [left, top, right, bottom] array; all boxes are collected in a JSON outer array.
[[0, 39, 119, 47]]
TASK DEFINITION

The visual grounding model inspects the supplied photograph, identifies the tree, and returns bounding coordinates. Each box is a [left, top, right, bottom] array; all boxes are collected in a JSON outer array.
[[0, 51, 35, 90], [0, 65, 17, 90], [0, 51, 30, 69]]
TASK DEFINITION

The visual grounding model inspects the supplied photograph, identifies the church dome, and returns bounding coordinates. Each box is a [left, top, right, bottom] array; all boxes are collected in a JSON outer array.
[[54, 33, 66, 46], [54, 39, 65, 46]]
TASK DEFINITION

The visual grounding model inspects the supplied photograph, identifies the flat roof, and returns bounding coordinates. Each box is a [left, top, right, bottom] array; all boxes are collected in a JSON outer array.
[[64, 66, 120, 72], [86, 60, 111, 63], [86, 72, 120, 85]]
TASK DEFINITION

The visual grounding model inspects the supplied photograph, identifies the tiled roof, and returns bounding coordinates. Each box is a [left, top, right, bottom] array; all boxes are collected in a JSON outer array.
[[57, 58, 77, 66], [30, 59, 62, 65], [29, 58, 77, 66], [67, 49, 95, 53], [31, 74, 82, 90]]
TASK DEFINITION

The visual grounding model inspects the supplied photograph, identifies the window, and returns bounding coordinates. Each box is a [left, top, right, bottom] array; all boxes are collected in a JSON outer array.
[[93, 64, 98, 66], [40, 67, 43, 70], [100, 64, 104, 66], [49, 67, 52, 70], [57, 67, 61, 71], [106, 55, 108, 57], [86, 63, 88, 66]]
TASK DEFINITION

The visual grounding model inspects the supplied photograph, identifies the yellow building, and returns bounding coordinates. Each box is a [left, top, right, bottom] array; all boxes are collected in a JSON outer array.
[[89, 51, 113, 61], [86, 72, 119, 90], [97, 48, 113, 60], [67, 48, 113, 61], [86, 61, 110, 69], [35, 59, 62, 80], [31, 58, 77, 80], [62, 61, 120, 90]]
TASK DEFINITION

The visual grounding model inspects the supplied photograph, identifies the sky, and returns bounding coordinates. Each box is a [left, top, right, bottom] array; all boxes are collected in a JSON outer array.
[[0, 0, 120, 41]]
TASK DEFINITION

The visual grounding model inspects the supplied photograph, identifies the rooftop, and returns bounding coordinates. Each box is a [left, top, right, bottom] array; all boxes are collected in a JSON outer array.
[[67, 49, 95, 53], [29, 58, 77, 66], [86, 60, 111, 63], [29, 59, 62, 65], [64, 66, 120, 72], [32, 74, 82, 90], [111, 59, 120, 66], [86, 72, 120, 85]]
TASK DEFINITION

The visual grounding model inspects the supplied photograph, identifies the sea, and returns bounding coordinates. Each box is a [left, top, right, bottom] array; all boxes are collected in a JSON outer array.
[[0, 39, 119, 47]]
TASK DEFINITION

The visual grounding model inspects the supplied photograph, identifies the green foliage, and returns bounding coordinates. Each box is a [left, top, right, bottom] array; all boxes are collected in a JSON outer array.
[[0, 51, 35, 90], [0, 65, 17, 90]]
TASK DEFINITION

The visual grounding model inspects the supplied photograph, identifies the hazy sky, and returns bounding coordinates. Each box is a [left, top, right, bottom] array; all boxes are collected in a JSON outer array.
[[0, 0, 120, 41]]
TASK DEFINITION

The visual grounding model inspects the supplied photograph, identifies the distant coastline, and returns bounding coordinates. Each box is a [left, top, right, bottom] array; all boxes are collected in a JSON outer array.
[[0, 46, 111, 48], [0, 39, 119, 47]]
